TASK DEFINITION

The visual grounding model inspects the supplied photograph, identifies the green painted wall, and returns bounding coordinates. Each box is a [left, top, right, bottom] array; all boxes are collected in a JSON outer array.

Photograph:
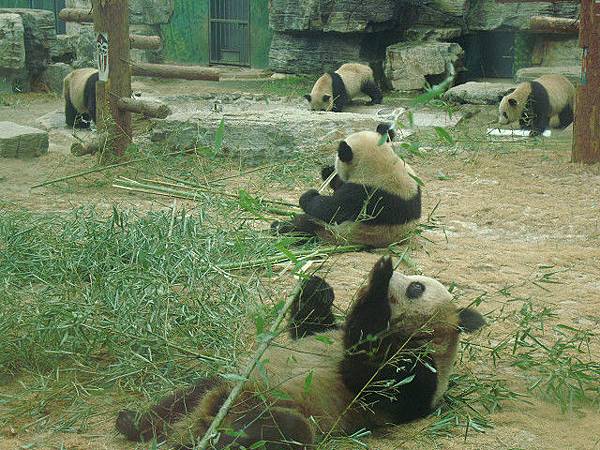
[[161, 0, 271, 68], [250, 0, 271, 68], [161, 0, 209, 65]]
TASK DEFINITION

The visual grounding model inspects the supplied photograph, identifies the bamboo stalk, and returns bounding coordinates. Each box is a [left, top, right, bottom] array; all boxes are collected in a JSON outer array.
[[31, 149, 196, 189]]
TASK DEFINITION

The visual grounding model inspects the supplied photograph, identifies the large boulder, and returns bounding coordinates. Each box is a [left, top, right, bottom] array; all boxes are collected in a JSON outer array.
[[50, 34, 77, 64], [515, 66, 580, 86], [531, 37, 581, 67], [269, 0, 400, 33], [416, 0, 467, 27], [0, 121, 49, 158], [65, 0, 174, 25], [465, 0, 579, 31], [0, 13, 25, 72], [384, 42, 463, 91], [0, 9, 56, 81], [443, 81, 516, 105], [269, 32, 364, 74], [42, 63, 72, 94], [129, 0, 174, 25]]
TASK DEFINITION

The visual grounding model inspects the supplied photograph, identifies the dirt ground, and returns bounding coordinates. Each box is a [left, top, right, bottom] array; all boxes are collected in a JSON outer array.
[[1, 78, 599, 449]]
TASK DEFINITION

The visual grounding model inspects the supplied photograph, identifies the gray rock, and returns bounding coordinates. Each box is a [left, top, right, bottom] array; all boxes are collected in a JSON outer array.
[[0, 9, 57, 79], [70, 27, 97, 69], [37, 110, 66, 131], [65, 0, 174, 25], [534, 37, 581, 68], [270, 0, 400, 33], [0, 121, 49, 158], [42, 63, 72, 94], [384, 42, 463, 91], [515, 66, 580, 86], [406, 26, 463, 42], [129, 0, 174, 25], [443, 81, 516, 105], [269, 32, 363, 74], [465, 0, 578, 31], [0, 13, 26, 72], [416, 0, 467, 27], [50, 34, 77, 63], [150, 104, 388, 158]]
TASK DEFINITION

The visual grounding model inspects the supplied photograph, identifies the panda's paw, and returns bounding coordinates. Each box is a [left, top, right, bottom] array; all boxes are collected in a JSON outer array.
[[299, 189, 319, 210], [370, 255, 394, 286], [271, 220, 294, 234], [321, 165, 335, 181]]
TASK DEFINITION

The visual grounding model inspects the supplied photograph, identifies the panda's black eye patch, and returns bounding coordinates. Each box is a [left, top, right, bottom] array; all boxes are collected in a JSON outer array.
[[406, 282, 425, 299], [503, 112, 508, 118]]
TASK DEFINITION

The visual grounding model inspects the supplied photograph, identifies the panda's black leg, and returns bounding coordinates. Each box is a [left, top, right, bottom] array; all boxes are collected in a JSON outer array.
[[558, 104, 574, 128], [65, 95, 78, 128], [116, 378, 219, 442], [361, 80, 383, 105], [289, 276, 336, 339], [530, 114, 549, 137], [271, 214, 321, 240], [74, 113, 91, 129]]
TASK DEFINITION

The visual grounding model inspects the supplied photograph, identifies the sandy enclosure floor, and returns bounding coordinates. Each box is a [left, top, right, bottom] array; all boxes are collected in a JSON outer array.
[[1, 80, 599, 450]]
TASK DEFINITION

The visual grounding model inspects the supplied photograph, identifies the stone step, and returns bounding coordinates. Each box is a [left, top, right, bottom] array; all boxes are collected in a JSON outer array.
[[443, 81, 516, 105], [0, 121, 49, 158], [515, 66, 581, 86]]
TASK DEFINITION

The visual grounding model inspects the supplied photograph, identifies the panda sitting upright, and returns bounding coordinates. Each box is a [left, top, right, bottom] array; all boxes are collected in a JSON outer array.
[[115, 256, 486, 449], [63, 68, 99, 129], [272, 123, 422, 248], [498, 74, 575, 136], [305, 63, 383, 112]]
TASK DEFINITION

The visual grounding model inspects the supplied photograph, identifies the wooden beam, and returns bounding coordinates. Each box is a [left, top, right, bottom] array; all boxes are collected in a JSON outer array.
[[92, 0, 132, 161], [129, 34, 161, 50], [70, 132, 110, 156], [58, 8, 93, 23], [572, 0, 600, 163], [117, 97, 171, 118], [131, 63, 220, 81], [529, 15, 579, 33]]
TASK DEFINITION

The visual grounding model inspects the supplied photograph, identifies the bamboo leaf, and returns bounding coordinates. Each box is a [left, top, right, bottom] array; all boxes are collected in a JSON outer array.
[[434, 127, 455, 145]]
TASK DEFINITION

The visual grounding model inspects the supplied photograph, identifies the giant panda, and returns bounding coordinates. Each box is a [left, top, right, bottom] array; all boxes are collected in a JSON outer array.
[[304, 63, 383, 112], [272, 123, 421, 248], [115, 256, 486, 449], [63, 68, 99, 128], [498, 74, 575, 136]]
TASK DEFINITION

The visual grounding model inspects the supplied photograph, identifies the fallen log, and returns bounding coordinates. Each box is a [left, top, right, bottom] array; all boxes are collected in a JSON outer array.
[[529, 15, 579, 34], [131, 63, 220, 81], [117, 97, 171, 119], [129, 34, 161, 50]]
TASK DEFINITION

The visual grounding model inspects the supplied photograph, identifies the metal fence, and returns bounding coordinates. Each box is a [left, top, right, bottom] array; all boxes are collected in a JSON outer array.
[[209, 0, 250, 66]]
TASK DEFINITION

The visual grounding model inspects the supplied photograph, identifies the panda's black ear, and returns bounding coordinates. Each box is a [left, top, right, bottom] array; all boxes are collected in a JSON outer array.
[[508, 98, 518, 107], [304, 94, 311, 102], [322, 94, 331, 103], [458, 308, 486, 333], [376, 122, 395, 142], [338, 141, 353, 163]]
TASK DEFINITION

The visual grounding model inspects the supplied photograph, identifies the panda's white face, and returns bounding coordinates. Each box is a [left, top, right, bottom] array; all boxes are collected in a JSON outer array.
[[498, 91, 524, 125], [387, 272, 456, 332]]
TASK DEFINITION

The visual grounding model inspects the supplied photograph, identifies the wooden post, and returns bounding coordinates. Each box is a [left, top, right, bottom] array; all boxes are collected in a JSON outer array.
[[572, 0, 600, 163], [91, 0, 132, 161]]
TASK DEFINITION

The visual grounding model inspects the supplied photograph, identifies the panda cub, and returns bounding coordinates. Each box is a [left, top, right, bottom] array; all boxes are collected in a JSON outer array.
[[116, 256, 485, 449], [63, 68, 99, 128], [305, 63, 382, 112], [272, 123, 421, 248], [498, 74, 575, 136]]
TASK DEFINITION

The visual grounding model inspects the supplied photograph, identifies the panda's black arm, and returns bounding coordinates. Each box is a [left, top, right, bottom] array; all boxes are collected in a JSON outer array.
[[321, 166, 344, 191], [299, 184, 367, 224]]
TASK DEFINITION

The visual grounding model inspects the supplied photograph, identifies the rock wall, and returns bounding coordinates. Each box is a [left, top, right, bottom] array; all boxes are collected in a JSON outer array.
[[268, 0, 422, 74]]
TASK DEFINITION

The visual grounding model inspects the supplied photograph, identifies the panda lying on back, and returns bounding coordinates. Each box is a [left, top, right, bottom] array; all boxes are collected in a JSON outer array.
[[498, 74, 575, 136], [116, 256, 486, 449], [305, 63, 383, 112], [63, 68, 99, 128], [272, 123, 422, 247]]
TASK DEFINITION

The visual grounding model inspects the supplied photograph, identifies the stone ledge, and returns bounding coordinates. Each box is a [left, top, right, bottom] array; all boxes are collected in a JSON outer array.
[[0, 121, 49, 158]]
